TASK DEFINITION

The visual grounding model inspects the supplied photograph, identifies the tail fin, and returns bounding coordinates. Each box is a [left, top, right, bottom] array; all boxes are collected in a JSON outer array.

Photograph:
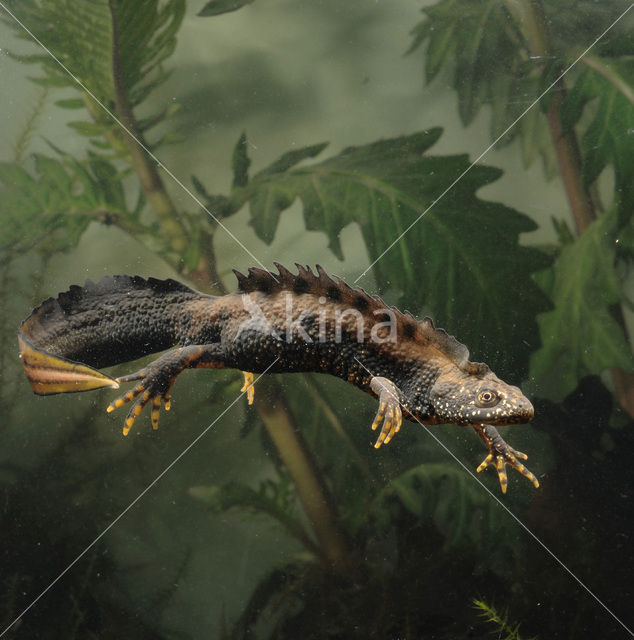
[[18, 334, 119, 395], [18, 275, 209, 395]]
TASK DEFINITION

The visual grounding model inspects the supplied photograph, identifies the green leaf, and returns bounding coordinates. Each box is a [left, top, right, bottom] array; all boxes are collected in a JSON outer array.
[[405, 18, 432, 58], [530, 210, 633, 398], [87, 154, 127, 211], [189, 478, 315, 552], [409, 0, 523, 126], [255, 141, 329, 178], [54, 98, 85, 110], [376, 463, 524, 575], [182, 226, 202, 272], [67, 121, 109, 137], [0, 154, 129, 255], [115, 0, 185, 101], [584, 81, 633, 227], [34, 154, 73, 198], [248, 184, 296, 244], [231, 131, 251, 188], [243, 129, 550, 380], [560, 68, 596, 135], [191, 174, 211, 200], [424, 16, 455, 81], [197, 0, 255, 17], [407, 0, 633, 180], [473, 599, 531, 640], [5, 0, 185, 137], [561, 60, 634, 227], [29, 75, 74, 88]]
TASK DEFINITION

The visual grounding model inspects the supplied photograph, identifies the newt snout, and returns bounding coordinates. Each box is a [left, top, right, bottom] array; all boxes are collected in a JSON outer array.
[[494, 389, 534, 424]]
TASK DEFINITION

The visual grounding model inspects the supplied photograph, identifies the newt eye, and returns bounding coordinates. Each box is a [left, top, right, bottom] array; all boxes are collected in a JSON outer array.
[[476, 389, 499, 408]]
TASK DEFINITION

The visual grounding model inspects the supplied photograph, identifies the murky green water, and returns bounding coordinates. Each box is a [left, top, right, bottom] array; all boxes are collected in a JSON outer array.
[[0, 1, 632, 638]]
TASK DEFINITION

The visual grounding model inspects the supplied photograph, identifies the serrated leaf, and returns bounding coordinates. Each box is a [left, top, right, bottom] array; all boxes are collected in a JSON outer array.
[[560, 68, 596, 135], [563, 62, 634, 227], [189, 479, 313, 551], [454, 6, 496, 124], [67, 121, 108, 137], [0, 154, 129, 255], [405, 17, 432, 57], [88, 154, 126, 210], [54, 98, 85, 110], [0, 164, 33, 190], [198, 0, 255, 17], [376, 463, 523, 573], [244, 129, 550, 379], [255, 141, 329, 178], [411, 0, 521, 127], [407, 0, 633, 180], [28, 75, 73, 88], [191, 174, 211, 200], [5, 0, 184, 133], [248, 184, 295, 244], [182, 226, 202, 272], [530, 210, 634, 398], [34, 154, 73, 198], [424, 15, 455, 82], [129, 68, 172, 105], [88, 139, 114, 150], [581, 76, 634, 209]]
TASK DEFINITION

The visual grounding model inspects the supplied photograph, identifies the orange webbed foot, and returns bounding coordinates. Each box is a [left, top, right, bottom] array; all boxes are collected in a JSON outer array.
[[369, 377, 403, 449]]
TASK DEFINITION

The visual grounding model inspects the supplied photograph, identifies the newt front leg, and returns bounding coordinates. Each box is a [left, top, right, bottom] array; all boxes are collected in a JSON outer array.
[[370, 376, 403, 448], [473, 424, 539, 493], [241, 371, 255, 405], [107, 344, 226, 435]]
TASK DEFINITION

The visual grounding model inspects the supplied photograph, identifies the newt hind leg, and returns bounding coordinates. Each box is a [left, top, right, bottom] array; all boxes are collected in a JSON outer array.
[[369, 376, 403, 448], [107, 344, 226, 435]]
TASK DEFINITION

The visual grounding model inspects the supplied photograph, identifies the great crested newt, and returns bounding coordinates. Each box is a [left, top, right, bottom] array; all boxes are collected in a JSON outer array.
[[18, 263, 539, 493]]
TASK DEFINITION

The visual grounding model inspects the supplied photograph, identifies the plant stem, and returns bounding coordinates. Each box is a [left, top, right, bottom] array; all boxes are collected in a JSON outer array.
[[108, 0, 188, 255], [190, 227, 225, 294], [102, 1, 353, 566], [504, 0, 596, 235], [506, 0, 634, 416], [201, 272, 352, 568], [255, 378, 353, 570], [301, 374, 376, 487], [12, 87, 48, 163]]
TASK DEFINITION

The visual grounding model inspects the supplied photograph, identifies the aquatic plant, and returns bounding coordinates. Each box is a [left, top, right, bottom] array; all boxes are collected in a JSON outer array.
[[473, 598, 536, 640], [0, 1, 631, 637]]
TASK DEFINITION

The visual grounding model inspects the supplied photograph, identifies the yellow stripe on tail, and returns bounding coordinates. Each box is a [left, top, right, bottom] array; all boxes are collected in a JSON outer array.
[[18, 335, 119, 395]]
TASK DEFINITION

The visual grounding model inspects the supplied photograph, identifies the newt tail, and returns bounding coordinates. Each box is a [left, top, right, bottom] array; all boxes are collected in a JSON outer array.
[[18, 264, 539, 493]]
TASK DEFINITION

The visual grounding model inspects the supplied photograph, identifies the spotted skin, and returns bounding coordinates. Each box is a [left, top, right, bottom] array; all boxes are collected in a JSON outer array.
[[18, 264, 539, 493]]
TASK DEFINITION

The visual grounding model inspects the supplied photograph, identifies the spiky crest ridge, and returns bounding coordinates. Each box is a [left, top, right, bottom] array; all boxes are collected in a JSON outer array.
[[233, 263, 489, 376], [23, 275, 195, 324]]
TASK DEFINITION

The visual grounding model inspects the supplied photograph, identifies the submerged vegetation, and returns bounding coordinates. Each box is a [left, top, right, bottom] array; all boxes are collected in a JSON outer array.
[[473, 598, 535, 640], [0, 0, 632, 638]]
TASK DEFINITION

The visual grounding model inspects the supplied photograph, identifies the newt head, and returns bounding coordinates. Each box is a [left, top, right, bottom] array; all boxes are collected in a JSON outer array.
[[429, 366, 534, 427]]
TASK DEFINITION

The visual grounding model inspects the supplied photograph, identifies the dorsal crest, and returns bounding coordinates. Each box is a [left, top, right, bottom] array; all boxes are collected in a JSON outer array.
[[232, 263, 489, 376]]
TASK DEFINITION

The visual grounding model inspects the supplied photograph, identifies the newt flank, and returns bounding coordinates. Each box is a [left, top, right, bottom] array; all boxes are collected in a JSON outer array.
[[17, 263, 539, 493]]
